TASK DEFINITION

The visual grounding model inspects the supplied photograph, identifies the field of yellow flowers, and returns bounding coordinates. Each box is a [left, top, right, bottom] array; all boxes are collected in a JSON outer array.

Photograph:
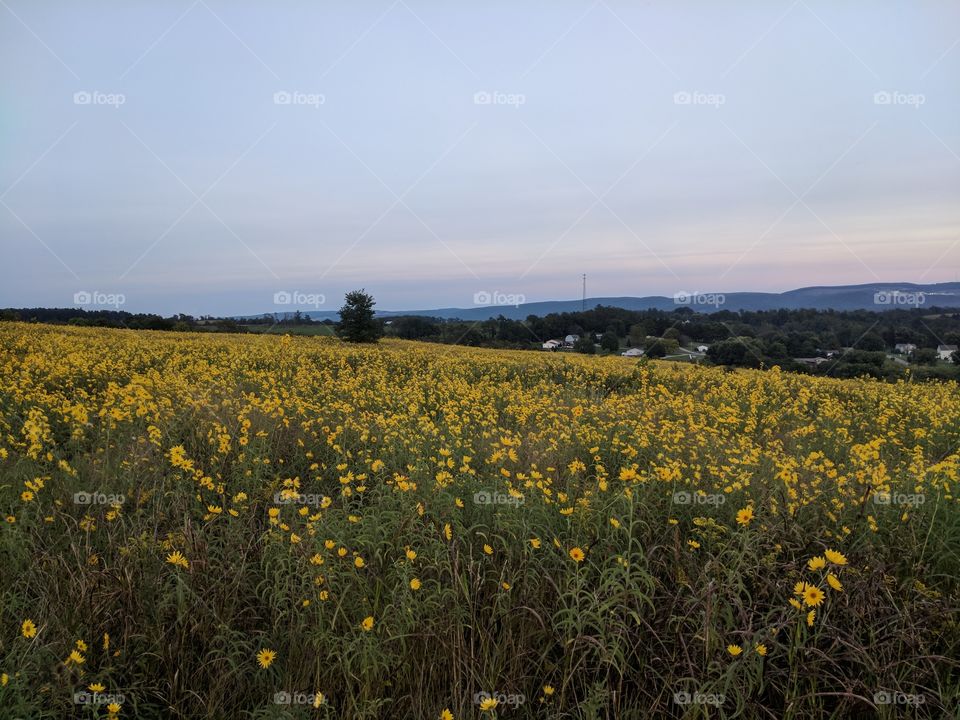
[[1, 322, 958, 719]]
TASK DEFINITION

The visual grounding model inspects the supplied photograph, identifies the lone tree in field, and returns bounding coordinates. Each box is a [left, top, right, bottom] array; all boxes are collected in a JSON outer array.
[[336, 289, 382, 343]]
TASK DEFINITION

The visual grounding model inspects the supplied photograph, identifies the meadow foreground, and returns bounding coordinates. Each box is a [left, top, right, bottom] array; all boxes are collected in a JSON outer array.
[[1, 323, 958, 719]]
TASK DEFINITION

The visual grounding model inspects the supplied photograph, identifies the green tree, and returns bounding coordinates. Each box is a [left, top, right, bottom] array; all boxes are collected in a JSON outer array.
[[644, 342, 666, 359], [912, 348, 938, 365], [600, 331, 620, 353], [574, 336, 596, 354], [645, 337, 679, 356], [392, 316, 439, 340], [336, 290, 382, 343], [858, 333, 886, 352], [706, 337, 764, 368], [628, 323, 647, 347]]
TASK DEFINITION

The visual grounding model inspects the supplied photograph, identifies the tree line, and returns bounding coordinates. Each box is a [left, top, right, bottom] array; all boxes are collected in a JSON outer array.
[[5, 299, 960, 381], [382, 304, 960, 380]]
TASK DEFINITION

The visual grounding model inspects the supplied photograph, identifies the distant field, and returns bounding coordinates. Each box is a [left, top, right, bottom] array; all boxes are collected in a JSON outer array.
[[241, 323, 335, 336], [1, 323, 958, 718]]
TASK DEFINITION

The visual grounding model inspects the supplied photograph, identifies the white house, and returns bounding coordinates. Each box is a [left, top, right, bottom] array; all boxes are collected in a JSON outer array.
[[894, 343, 917, 354], [564, 334, 580, 345], [937, 344, 958, 360], [696, 344, 709, 353], [621, 347, 645, 357], [542, 339, 563, 350]]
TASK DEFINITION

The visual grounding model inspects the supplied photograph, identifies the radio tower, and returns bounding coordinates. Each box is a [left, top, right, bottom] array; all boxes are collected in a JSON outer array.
[[582, 274, 586, 311]]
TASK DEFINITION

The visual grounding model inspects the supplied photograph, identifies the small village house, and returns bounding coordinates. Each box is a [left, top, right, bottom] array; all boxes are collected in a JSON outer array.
[[938, 344, 958, 361]]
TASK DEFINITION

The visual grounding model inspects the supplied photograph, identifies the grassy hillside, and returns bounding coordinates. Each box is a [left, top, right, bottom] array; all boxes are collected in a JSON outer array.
[[1, 324, 958, 719]]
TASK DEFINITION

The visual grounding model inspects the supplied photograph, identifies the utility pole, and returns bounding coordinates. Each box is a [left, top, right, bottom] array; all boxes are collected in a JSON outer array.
[[582, 274, 586, 312]]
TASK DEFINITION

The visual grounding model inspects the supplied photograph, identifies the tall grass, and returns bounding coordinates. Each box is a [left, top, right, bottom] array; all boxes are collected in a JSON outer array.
[[1, 323, 958, 718]]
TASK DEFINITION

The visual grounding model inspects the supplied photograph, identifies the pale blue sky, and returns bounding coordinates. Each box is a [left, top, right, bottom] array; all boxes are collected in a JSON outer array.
[[2, 1, 958, 315]]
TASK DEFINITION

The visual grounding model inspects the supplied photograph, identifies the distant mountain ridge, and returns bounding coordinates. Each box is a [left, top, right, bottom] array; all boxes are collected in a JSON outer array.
[[252, 282, 960, 322]]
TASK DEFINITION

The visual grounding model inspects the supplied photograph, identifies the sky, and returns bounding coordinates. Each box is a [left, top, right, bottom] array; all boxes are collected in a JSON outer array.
[[1, 1, 959, 316]]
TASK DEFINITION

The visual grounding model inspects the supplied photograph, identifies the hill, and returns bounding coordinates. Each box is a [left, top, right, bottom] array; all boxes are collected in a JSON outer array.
[[273, 282, 960, 322]]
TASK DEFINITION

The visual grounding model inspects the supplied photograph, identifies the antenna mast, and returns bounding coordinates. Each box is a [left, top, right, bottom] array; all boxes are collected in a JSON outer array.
[[582, 274, 586, 311]]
